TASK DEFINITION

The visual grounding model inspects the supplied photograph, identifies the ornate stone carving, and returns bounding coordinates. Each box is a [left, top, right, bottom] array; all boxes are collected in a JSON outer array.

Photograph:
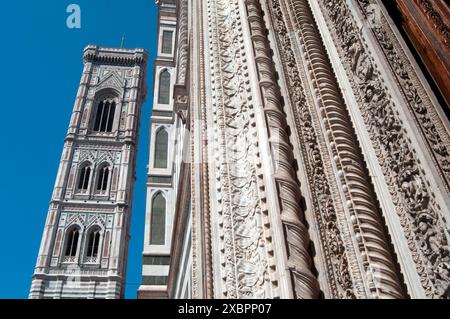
[[95, 71, 124, 93], [176, 0, 189, 87], [244, 0, 320, 298], [318, 0, 450, 298], [205, 0, 277, 298], [267, 0, 353, 298], [174, 0, 190, 124], [355, 0, 450, 191], [78, 149, 96, 163], [266, 0, 405, 299], [199, 0, 214, 298]]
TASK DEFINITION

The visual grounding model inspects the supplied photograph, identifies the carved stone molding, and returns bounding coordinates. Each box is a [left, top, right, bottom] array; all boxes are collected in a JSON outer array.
[[266, 0, 405, 299], [356, 0, 450, 191], [317, 0, 450, 298], [174, 0, 190, 124], [199, 0, 214, 299], [176, 0, 189, 87], [244, 0, 320, 299], [266, 0, 354, 298], [204, 0, 276, 298]]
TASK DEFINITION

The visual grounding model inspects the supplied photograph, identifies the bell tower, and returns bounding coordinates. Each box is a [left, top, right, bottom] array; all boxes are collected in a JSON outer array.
[[29, 46, 148, 299]]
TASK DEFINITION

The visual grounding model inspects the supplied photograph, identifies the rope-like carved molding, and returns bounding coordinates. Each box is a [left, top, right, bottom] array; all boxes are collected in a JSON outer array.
[[290, 0, 403, 298], [245, 0, 320, 298], [285, 0, 404, 299], [206, 0, 276, 298], [267, 0, 356, 298], [190, 0, 213, 299], [267, 0, 404, 298], [416, 0, 450, 49], [199, 0, 214, 298], [355, 0, 450, 192], [190, 0, 199, 299], [318, 0, 450, 298]]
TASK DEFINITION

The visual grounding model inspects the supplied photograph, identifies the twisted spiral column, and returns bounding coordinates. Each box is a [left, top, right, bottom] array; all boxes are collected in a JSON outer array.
[[286, 0, 405, 298], [245, 0, 320, 298]]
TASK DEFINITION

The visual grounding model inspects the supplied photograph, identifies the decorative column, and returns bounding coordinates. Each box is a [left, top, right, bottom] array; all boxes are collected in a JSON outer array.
[[243, 0, 320, 299], [262, 0, 405, 298], [310, 0, 450, 298]]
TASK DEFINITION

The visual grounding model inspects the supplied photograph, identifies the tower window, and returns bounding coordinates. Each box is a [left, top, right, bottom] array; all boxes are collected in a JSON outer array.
[[86, 228, 101, 259], [64, 228, 80, 258], [93, 99, 116, 132], [154, 128, 168, 169], [150, 193, 166, 245], [77, 165, 91, 193], [162, 30, 174, 54], [96, 165, 110, 193], [158, 70, 171, 105]]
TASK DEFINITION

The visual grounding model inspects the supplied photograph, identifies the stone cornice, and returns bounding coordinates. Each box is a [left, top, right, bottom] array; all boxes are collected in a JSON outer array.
[[83, 45, 148, 67]]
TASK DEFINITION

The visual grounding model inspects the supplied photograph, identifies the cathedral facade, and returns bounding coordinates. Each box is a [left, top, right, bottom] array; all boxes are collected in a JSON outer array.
[[31, 0, 450, 299]]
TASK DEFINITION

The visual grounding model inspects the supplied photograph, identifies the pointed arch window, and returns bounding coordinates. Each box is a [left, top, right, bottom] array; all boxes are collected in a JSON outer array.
[[77, 165, 91, 193], [154, 128, 168, 169], [93, 99, 116, 132], [150, 193, 166, 245], [64, 227, 80, 259], [85, 228, 101, 262], [96, 164, 110, 193], [158, 70, 171, 105]]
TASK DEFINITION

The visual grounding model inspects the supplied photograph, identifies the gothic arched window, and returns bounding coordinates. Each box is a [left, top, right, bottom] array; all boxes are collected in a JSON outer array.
[[96, 164, 110, 193], [150, 192, 166, 245], [77, 165, 91, 193], [64, 227, 80, 257], [93, 98, 116, 132], [154, 128, 168, 169], [158, 70, 171, 105], [86, 228, 101, 259]]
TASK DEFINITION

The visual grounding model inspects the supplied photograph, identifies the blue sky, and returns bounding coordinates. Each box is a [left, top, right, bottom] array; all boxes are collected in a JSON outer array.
[[0, 1, 157, 298]]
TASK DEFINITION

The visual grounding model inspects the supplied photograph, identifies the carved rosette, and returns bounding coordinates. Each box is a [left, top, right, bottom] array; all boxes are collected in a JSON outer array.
[[318, 0, 450, 298]]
